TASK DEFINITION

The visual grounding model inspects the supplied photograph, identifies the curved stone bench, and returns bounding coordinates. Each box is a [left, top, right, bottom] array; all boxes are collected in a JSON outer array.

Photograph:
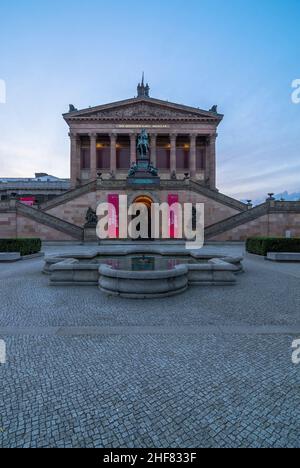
[[188, 259, 237, 286], [99, 264, 188, 298], [49, 259, 99, 285]]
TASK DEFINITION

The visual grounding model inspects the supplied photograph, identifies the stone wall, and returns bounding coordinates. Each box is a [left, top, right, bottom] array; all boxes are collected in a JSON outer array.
[[211, 213, 300, 241], [16, 215, 75, 241], [46, 192, 97, 227], [0, 212, 17, 238], [179, 191, 239, 227]]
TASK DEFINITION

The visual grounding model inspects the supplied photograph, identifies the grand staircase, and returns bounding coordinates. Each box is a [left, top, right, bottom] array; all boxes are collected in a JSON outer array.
[[16, 202, 83, 240], [40, 180, 97, 211], [39, 178, 248, 213], [205, 200, 300, 239], [9, 180, 300, 242]]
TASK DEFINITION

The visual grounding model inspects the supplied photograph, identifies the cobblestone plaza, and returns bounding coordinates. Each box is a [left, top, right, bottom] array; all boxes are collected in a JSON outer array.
[[0, 244, 299, 448]]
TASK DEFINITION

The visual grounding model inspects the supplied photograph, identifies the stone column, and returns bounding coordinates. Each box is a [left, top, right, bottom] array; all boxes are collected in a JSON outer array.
[[170, 134, 177, 177], [189, 134, 197, 179], [69, 132, 79, 188], [150, 133, 157, 167], [76, 136, 81, 184], [209, 133, 217, 189], [89, 133, 97, 180], [130, 133, 137, 165], [110, 133, 117, 175], [204, 136, 210, 184]]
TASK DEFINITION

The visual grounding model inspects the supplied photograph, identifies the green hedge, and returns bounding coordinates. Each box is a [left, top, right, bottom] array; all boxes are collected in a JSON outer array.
[[246, 237, 300, 256], [0, 238, 41, 256]]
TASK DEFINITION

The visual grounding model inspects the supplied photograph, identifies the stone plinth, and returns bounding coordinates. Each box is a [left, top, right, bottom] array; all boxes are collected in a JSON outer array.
[[0, 252, 21, 262], [127, 175, 160, 188], [84, 226, 98, 242], [267, 252, 300, 262]]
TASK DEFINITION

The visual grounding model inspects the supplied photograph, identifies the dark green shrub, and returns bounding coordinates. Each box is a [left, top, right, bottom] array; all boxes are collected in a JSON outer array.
[[246, 237, 300, 256], [0, 238, 41, 256]]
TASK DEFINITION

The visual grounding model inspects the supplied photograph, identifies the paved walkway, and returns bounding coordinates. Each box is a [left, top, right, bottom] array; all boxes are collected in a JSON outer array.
[[0, 244, 299, 447]]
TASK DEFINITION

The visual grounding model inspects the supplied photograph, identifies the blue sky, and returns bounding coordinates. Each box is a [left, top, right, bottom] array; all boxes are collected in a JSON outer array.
[[0, 0, 299, 200]]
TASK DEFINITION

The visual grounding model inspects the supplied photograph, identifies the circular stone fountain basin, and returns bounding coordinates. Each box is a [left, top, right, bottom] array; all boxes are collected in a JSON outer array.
[[43, 247, 243, 297], [99, 264, 188, 299]]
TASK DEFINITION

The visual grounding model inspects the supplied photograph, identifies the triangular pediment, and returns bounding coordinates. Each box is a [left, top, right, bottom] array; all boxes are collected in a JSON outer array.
[[64, 97, 223, 123]]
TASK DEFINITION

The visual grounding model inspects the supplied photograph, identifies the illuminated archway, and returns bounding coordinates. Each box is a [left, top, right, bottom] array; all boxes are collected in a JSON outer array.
[[132, 195, 153, 239], [133, 195, 153, 208]]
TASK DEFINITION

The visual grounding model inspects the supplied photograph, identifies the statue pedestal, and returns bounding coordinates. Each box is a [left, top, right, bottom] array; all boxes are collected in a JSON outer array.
[[127, 129, 160, 188], [84, 225, 98, 242], [127, 174, 160, 188], [127, 158, 160, 188]]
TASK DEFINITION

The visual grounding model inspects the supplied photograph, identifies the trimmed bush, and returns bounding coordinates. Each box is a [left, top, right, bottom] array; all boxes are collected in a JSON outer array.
[[246, 237, 300, 256], [0, 238, 41, 256]]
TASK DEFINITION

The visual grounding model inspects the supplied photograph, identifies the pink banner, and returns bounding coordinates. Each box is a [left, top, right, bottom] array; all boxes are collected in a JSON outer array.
[[20, 197, 35, 206], [108, 194, 119, 239], [168, 194, 179, 239]]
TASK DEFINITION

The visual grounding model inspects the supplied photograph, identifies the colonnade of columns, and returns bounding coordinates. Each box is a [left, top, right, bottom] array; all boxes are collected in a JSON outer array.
[[70, 132, 217, 189]]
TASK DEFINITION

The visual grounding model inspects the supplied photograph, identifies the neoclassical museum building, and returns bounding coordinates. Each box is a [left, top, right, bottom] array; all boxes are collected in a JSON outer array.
[[1, 79, 300, 242], [67, 78, 220, 189]]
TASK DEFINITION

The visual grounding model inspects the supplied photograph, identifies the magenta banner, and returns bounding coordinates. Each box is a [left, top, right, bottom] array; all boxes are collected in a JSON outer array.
[[168, 194, 179, 239], [108, 194, 119, 238], [20, 197, 35, 206]]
